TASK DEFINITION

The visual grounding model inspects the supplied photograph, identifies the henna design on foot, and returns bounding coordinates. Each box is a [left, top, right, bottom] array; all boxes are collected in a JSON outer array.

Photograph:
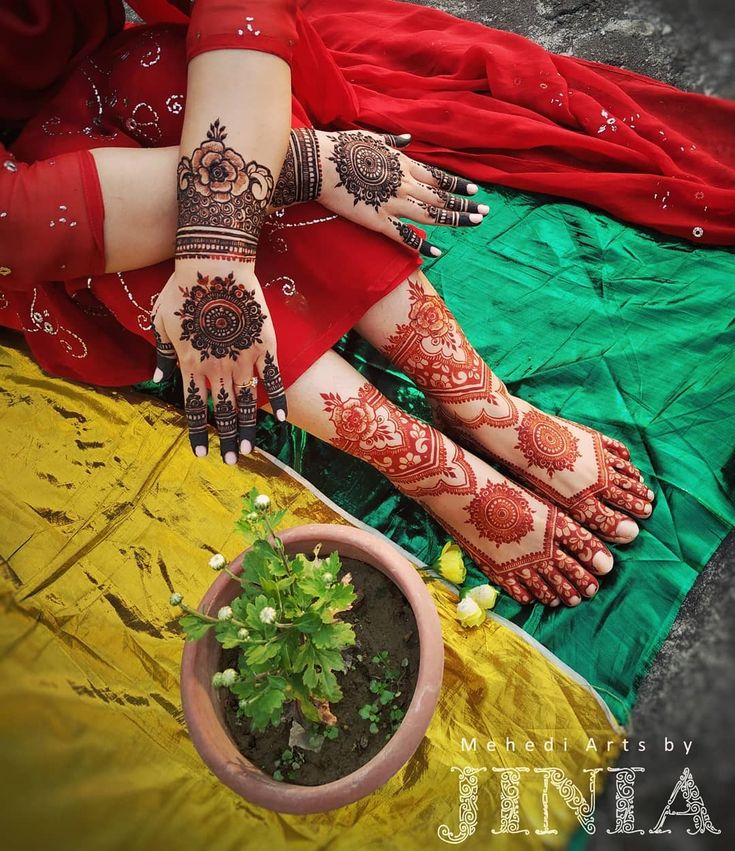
[[175, 271, 265, 361], [185, 374, 208, 455], [321, 383, 477, 498], [383, 277, 518, 425], [515, 410, 581, 477], [466, 482, 535, 546], [271, 128, 323, 208], [176, 119, 274, 262], [327, 131, 402, 211], [214, 380, 237, 461]]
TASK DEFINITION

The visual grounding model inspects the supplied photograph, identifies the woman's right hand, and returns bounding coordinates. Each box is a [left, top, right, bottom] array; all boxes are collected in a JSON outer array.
[[271, 128, 489, 257]]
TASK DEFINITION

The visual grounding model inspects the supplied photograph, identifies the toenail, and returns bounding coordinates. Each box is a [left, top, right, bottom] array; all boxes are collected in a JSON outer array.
[[644, 503, 652, 516], [615, 519, 639, 542], [647, 488, 654, 500], [568, 595, 581, 606], [585, 583, 597, 597], [549, 598, 560, 607], [592, 550, 614, 574]]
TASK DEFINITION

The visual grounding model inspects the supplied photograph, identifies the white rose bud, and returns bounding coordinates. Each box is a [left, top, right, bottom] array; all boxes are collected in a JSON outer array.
[[237, 628, 250, 641], [220, 668, 238, 687], [169, 592, 183, 606], [254, 494, 271, 511], [259, 606, 276, 624], [217, 606, 233, 621], [209, 553, 226, 571], [467, 583, 499, 610], [456, 596, 486, 628]]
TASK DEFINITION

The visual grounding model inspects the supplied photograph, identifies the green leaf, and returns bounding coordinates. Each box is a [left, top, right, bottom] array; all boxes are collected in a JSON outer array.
[[369, 722, 379, 734], [302, 664, 318, 689], [179, 614, 215, 641], [245, 641, 281, 667], [247, 685, 286, 732], [358, 704, 374, 720], [294, 611, 323, 634], [379, 690, 395, 705], [311, 621, 355, 650]]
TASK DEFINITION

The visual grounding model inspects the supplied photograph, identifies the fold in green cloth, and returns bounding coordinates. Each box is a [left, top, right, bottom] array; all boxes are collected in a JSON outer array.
[[135, 185, 735, 724], [137, 189, 735, 722]]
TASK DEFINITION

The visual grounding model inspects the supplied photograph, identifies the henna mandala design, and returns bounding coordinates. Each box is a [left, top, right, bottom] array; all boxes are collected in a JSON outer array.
[[271, 128, 322, 208], [328, 131, 402, 211], [322, 383, 477, 498], [383, 277, 518, 425], [184, 375, 208, 452], [175, 272, 265, 361], [466, 482, 535, 547], [176, 118, 274, 262], [515, 410, 581, 477]]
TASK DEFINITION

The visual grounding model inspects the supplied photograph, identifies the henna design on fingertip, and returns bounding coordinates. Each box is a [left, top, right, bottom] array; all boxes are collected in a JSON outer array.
[[185, 375, 208, 456], [152, 324, 177, 380], [427, 165, 474, 195], [237, 384, 257, 453], [391, 220, 441, 257], [176, 271, 265, 361], [262, 350, 287, 420], [214, 381, 238, 461], [381, 133, 411, 148]]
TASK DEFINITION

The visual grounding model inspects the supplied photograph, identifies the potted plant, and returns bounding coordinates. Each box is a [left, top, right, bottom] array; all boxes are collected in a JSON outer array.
[[171, 489, 444, 814]]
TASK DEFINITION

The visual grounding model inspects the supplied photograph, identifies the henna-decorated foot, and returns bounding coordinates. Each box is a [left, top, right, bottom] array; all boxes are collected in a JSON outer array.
[[321, 381, 613, 608], [373, 273, 654, 546]]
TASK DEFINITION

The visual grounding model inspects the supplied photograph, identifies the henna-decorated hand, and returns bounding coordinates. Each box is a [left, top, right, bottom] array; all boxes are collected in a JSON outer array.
[[271, 128, 489, 257], [150, 267, 286, 463]]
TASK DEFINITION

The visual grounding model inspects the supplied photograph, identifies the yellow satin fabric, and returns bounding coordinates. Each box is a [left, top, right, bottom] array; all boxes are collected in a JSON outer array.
[[0, 338, 622, 851]]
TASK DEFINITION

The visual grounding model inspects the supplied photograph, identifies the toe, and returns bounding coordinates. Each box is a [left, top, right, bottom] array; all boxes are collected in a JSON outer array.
[[536, 559, 584, 607], [602, 482, 653, 520], [601, 434, 631, 460], [496, 573, 533, 605], [615, 518, 639, 542], [554, 511, 614, 570], [609, 468, 654, 502], [605, 449, 644, 483], [569, 495, 636, 542], [553, 548, 600, 599]]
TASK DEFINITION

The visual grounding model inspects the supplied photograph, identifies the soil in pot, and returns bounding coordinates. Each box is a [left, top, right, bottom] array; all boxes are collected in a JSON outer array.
[[220, 555, 422, 786]]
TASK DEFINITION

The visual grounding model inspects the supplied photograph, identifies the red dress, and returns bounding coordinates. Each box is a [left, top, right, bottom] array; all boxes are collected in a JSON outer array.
[[2, 0, 734, 394]]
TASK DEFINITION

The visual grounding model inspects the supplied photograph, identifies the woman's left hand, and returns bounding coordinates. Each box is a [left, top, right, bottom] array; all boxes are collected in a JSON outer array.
[[270, 128, 489, 257]]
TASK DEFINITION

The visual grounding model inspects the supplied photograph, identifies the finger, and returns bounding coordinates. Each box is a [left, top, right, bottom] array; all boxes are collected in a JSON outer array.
[[386, 216, 442, 258], [380, 132, 412, 149], [415, 200, 484, 228], [235, 377, 258, 455], [417, 162, 478, 195], [151, 312, 178, 383], [184, 371, 209, 457], [213, 376, 239, 464], [259, 349, 287, 422]]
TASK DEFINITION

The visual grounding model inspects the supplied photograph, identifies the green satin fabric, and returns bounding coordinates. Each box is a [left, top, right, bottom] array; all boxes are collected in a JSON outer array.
[[135, 185, 735, 724]]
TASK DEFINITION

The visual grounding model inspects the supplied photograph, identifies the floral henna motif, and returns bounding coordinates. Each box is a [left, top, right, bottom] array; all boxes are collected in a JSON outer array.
[[321, 383, 477, 498], [261, 350, 287, 418], [515, 410, 581, 478], [466, 482, 535, 547], [184, 375, 208, 454], [271, 128, 322, 209], [383, 277, 518, 426], [327, 131, 402, 211], [237, 385, 257, 448], [426, 165, 474, 195], [176, 118, 274, 262], [391, 220, 436, 258], [175, 271, 265, 361]]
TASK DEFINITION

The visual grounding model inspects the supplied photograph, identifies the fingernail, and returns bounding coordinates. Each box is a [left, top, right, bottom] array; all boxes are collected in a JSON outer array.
[[430, 246, 442, 257], [276, 409, 286, 422], [195, 445, 207, 457], [469, 213, 483, 224], [398, 133, 411, 139], [224, 451, 237, 465], [240, 439, 252, 455], [585, 583, 598, 597], [568, 595, 581, 606], [478, 204, 490, 215], [467, 183, 479, 194], [592, 550, 614, 574], [615, 519, 639, 542], [153, 367, 163, 383]]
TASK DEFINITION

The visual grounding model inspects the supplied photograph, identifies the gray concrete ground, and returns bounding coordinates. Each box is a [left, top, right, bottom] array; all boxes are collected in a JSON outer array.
[[124, 0, 734, 844]]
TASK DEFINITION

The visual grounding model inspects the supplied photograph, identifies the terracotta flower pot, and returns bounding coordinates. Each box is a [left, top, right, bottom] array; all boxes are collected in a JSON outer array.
[[180, 523, 444, 814]]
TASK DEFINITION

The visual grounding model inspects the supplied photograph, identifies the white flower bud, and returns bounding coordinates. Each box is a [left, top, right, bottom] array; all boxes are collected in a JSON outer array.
[[208, 553, 226, 571], [245, 511, 259, 523], [467, 583, 499, 610], [211, 672, 224, 688], [254, 494, 271, 511], [220, 668, 238, 686], [322, 573, 333, 585], [259, 606, 277, 624], [217, 606, 233, 621], [237, 628, 250, 641], [169, 592, 183, 606]]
